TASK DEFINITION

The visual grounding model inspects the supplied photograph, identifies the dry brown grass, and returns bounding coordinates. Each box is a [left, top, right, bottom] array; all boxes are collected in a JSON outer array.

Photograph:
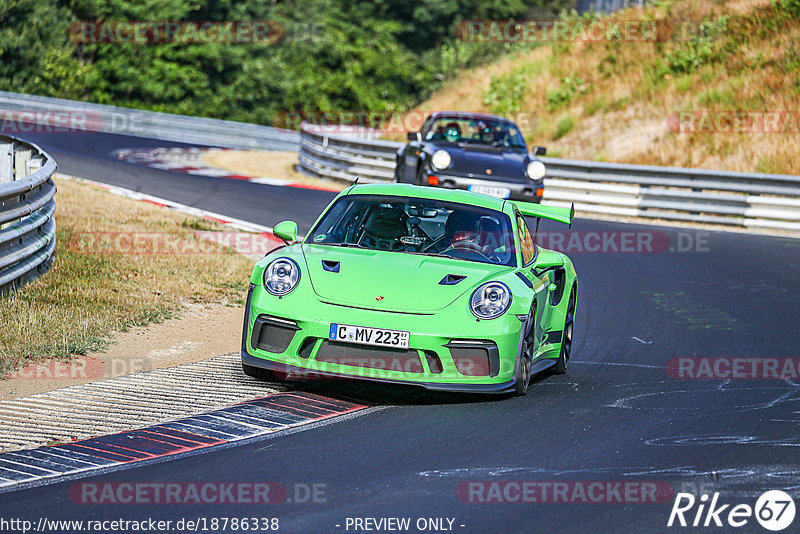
[[401, 0, 800, 174], [0, 177, 254, 375], [201, 150, 345, 191]]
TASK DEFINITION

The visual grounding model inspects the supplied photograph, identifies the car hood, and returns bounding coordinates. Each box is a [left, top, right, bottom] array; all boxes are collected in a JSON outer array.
[[431, 144, 528, 181], [301, 244, 511, 313]]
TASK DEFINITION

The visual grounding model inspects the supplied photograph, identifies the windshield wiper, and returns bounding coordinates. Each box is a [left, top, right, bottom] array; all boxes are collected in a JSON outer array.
[[316, 242, 367, 249], [416, 252, 471, 262]]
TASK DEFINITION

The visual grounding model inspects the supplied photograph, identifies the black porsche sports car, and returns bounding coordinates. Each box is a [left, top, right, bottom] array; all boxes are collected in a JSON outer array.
[[394, 111, 547, 202]]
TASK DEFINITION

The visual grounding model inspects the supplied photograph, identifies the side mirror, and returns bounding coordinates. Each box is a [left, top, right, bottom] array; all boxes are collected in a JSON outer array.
[[533, 250, 564, 270], [407, 131, 422, 143], [273, 220, 298, 246], [533, 146, 547, 156]]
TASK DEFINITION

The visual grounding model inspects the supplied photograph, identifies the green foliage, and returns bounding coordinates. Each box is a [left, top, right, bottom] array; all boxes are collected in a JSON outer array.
[[482, 64, 540, 116], [552, 115, 574, 140], [785, 48, 800, 95], [664, 16, 728, 75], [697, 88, 735, 107], [779, 0, 800, 16], [546, 76, 589, 111], [583, 96, 606, 116], [0, 0, 558, 126], [0, 0, 77, 96]]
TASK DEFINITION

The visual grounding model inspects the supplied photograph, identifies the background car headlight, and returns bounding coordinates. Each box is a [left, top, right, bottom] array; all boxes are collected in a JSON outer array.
[[264, 258, 300, 296], [526, 160, 546, 180], [470, 282, 512, 319], [431, 150, 452, 171]]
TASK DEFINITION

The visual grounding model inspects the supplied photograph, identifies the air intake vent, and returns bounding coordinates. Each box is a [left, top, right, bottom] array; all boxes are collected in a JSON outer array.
[[322, 260, 340, 273], [439, 274, 466, 286]]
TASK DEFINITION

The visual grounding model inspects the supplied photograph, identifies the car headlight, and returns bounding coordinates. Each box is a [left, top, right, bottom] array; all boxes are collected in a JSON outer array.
[[526, 161, 546, 180], [431, 150, 452, 171], [470, 282, 512, 320], [263, 258, 300, 296]]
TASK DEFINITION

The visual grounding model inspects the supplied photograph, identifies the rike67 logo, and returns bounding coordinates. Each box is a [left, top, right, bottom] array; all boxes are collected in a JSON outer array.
[[668, 491, 796, 531]]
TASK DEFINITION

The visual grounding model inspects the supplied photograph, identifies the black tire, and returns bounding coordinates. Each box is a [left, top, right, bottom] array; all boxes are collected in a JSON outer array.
[[514, 304, 536, 396], [553, 286, 576, 375], [242, 360, 281, 381]]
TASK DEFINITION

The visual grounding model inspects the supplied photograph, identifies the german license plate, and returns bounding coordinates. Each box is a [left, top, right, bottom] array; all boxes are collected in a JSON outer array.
[[329, 324, 410, 349], [469, 184, 511, 199]]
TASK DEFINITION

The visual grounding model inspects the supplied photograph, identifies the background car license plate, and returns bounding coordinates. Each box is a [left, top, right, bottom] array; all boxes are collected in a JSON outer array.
[[469, 185, 511, 199], [330, 324, 410, 349]]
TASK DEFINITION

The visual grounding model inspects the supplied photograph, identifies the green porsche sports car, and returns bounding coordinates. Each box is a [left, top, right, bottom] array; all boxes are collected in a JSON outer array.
[[241, 183, 577, 395]]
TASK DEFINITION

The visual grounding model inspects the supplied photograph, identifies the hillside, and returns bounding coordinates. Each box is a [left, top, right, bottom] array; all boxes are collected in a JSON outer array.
[[400, 0, 800, 175]]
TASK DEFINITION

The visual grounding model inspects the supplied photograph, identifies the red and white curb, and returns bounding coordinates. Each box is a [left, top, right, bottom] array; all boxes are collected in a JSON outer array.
[[113, 147, 338, 191], [0, 354, 367, 493]]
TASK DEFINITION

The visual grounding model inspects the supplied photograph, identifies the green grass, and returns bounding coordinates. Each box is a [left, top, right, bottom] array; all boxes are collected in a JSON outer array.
[[553, 115, 575, 140], [546, 76, 589, 112], [0, 179, 253, 377]]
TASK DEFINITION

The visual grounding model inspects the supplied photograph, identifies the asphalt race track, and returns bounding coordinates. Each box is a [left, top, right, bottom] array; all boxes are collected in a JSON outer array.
[[1, 130, 799, 532]]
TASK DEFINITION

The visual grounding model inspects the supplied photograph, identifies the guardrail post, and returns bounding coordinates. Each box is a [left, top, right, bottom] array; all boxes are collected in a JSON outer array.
[[14, 148, 31, 179], [26, 156, 44, 176], [0, 143, 12, 184]]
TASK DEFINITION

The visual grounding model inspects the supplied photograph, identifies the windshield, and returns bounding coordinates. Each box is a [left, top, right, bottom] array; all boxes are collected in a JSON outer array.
[[308, 195, 517, 267], [423, 115, 526, 149]]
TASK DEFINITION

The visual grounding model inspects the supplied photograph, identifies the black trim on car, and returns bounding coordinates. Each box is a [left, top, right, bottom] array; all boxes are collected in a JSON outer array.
[[240, 351, 516, 394], [515, 271, 533, 288]]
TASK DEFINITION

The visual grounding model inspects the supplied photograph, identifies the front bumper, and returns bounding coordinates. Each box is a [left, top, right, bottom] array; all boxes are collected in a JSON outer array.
[[241, 284, 524, 394], [426, 174, 543, 202]]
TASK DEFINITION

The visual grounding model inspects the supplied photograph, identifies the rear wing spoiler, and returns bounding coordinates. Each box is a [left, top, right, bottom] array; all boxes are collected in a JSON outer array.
[[515, 202, 575, 228]]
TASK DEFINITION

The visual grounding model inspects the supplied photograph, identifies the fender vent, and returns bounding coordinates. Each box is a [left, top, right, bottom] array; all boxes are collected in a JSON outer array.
[[439, 274, 466, 286], [322, 260, 340, 273]]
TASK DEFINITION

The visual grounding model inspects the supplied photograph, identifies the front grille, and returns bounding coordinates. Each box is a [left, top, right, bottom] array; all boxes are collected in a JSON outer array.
[[251, 316, 299, 354], [315, 340, 423, 374]]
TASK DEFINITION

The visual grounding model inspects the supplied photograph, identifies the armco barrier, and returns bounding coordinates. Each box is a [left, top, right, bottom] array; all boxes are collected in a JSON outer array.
[[297, 123, 800, 232], [0, 90, 299, 151], [0, 135, 57, 293]]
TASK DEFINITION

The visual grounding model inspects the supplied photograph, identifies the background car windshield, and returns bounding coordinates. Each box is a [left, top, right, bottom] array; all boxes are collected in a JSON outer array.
[[424, 116, 526, 149], [309, 195, 516, 267]]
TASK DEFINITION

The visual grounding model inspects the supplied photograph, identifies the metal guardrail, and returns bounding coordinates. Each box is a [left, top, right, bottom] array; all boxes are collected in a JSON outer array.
[[299, 123, 399, 183], [0, 135, 57, 293], [297, 123, 800, 232], [0, 91, 299, 151]]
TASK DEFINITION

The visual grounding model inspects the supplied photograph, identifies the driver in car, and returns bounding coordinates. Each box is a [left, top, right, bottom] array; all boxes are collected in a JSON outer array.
[[425, 211, 482, 256], [444, 122, 462, 143]]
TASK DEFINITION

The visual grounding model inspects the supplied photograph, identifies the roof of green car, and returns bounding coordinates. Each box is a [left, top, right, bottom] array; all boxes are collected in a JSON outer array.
[[345, 183, 508, 211]]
